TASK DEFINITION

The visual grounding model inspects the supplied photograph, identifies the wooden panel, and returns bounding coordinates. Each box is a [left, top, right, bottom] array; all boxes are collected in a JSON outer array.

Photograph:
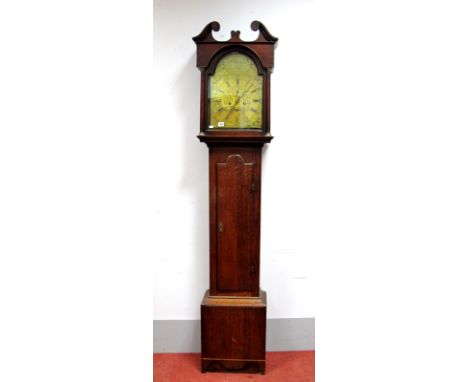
[[201, 305, 266, 360], [201, 291, 267, 373], [209, 147, 261, 297], [216, 154, 254, 292]]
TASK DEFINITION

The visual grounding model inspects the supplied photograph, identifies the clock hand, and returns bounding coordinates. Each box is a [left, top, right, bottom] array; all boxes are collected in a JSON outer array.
[[222, 79, 259, 123], [227, 88, 250, 114]]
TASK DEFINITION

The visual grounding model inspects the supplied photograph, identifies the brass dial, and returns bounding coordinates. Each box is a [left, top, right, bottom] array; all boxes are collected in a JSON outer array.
[[209, 53, 263, 129]]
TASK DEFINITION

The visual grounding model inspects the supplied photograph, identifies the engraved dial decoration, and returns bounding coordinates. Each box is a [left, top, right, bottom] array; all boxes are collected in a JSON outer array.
[[209, 53, 263, 129]]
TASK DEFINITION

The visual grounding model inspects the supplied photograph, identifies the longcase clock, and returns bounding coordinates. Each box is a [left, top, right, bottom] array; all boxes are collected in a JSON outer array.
[[193, 21, 278, 374]]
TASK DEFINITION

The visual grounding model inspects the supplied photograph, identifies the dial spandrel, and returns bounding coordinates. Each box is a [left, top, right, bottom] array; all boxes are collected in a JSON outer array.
[[209, 53, 263, 129]]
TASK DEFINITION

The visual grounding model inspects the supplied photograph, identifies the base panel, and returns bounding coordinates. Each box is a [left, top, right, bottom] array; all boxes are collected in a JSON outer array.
[[201, 359, 265, 374], [201, 290, 267, 374]]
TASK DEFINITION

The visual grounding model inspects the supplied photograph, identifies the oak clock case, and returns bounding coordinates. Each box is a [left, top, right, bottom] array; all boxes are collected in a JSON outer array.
[[193, 21, 277, 374]]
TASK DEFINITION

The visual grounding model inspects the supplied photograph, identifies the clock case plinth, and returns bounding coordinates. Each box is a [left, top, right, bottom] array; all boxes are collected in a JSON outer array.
[[194, 21, 277, 374], [201, 290, 267, 374]]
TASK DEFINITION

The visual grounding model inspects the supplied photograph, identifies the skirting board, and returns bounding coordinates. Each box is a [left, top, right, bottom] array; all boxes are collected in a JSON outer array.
[[153, 318, 315, 353]]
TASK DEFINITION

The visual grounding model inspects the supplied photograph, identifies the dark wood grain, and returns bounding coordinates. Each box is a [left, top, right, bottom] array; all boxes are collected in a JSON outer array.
[[201, 291, 267, 374], [194, 21, 277, 374], [209, 147, 261, 297], [216, 154, 254, 292]]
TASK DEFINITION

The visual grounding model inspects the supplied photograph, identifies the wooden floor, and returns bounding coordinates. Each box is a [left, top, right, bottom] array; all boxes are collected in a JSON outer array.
[[154, 351, 314, 381]]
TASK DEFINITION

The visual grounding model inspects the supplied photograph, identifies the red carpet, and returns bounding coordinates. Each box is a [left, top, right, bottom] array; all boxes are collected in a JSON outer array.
[[154, 351, 314, 381]]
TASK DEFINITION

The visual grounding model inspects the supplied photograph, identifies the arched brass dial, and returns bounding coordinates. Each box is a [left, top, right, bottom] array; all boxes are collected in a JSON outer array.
[[209, 53, 263, 129]]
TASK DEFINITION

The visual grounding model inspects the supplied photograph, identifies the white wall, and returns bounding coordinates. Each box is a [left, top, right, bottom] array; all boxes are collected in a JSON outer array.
[[154, 0, 316, 320], [154, 0, 468, 341]]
